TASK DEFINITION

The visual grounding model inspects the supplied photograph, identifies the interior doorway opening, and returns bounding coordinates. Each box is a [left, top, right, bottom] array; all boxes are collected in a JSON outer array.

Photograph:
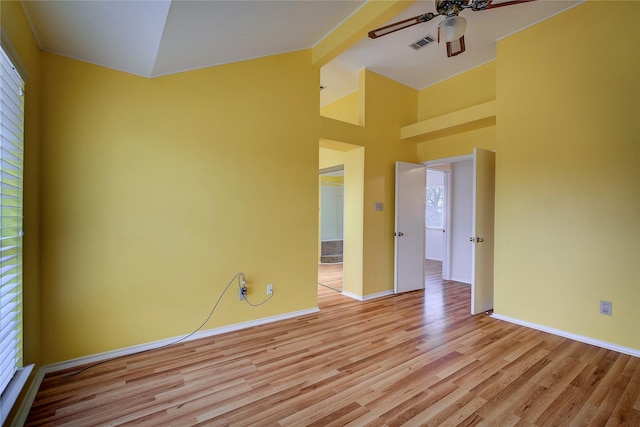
[[318, 166, 344, 292], [425, 168, 447, 289], [424, 157, 474, 288]]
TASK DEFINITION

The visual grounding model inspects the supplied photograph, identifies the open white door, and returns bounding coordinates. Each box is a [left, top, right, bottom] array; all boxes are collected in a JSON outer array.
[[471, 147, 496, 314], [394, 162, 426, 293]]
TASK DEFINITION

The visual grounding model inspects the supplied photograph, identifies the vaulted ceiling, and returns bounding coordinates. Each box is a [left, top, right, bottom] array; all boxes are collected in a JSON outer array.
[[20, 0, 581, 107]]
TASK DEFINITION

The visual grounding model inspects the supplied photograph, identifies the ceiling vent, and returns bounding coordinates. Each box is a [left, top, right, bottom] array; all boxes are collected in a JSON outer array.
[[410, 35, 436, 51]]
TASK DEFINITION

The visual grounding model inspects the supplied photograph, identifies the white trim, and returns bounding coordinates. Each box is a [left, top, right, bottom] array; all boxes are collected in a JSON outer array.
[[364, 290, 394, 301], [12, 367, 43, 427], [1, 364, 34, 427], [418, 59, 497, 91], [341, 290, 364, 301], [341, 290, 394, 302], [443, 170, 452, 280], [311, 2, 368, 50], [40, 308, 319, 375], [491, 313, 640, 358]]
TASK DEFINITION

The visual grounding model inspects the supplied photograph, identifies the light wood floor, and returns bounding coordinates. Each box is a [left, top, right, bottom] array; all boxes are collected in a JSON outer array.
[[318, 262, 343, 292], [318, 259, 441, 294], [26, 267, 640, 426]]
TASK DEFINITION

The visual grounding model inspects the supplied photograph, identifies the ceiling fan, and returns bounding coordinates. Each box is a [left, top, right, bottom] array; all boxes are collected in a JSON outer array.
[[368, 0, 535, 57]]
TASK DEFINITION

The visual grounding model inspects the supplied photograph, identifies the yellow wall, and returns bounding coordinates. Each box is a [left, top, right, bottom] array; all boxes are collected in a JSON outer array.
[[319, 70, 419, 298], [417, 61, 496, 121], [417, 125, 495, 162], [320, 91, 361, 126], [360, 70, 418, 296], [415, 61, 496, 161], [39, 50, 320, 363], [494, 1, 640, 349]]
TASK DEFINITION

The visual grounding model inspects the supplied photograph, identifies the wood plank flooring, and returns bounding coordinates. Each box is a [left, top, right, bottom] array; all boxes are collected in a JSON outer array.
[[318, 259, 440, 294], [318, 263, 343, 292], [26, 268, 640, 426]]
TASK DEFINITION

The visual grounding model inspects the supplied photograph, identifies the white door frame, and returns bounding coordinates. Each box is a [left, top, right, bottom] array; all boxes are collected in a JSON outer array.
[[443, 169, 452, 280]]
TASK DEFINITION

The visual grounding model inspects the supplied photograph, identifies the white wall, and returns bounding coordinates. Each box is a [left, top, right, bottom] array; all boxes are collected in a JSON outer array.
[[450, 160, 472, 284], [426, 228, 444, 261]]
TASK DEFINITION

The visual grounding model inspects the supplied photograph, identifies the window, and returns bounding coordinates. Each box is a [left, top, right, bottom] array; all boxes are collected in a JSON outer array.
[[426, 169, 445, 229], [0, 43, 29, 425]]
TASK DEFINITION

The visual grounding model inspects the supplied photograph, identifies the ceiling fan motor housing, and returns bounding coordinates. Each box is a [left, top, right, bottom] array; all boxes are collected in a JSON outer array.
[[436, 0, 490, 15]]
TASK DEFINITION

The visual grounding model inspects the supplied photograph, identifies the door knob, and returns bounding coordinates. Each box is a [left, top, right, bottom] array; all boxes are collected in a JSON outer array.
[[469, 237, 475, 242], [397, 232, 404, 236], [477, 237, 484, 243]]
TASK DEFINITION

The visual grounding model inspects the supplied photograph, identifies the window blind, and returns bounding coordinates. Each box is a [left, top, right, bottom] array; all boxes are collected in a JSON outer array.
[[0, 45, 25, 398]]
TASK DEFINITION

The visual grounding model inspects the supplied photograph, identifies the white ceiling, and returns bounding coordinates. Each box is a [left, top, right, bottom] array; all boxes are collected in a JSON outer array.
[[20, 0, 581, 107], [320, 0, 581, 106], [20, 0, 365, 77]]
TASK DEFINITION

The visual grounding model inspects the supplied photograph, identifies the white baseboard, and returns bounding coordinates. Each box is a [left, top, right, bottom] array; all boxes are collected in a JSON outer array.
[[41, 307, 320, 375], [491, 313, 640, 358], [341, 290, 363, 301], [12, 307, 319, 425], [450, 276, 471, 285], [364, 290, 394, 301], [342, 290, 394, 301]]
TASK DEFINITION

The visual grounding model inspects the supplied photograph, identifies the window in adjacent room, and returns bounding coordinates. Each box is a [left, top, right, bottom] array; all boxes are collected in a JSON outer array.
[[426, 169, 445, 229]]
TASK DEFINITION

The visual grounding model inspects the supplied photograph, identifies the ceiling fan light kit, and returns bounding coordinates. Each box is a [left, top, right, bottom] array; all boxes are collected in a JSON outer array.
[[368, 0, 535, 57], [438, 15, 467, 43]]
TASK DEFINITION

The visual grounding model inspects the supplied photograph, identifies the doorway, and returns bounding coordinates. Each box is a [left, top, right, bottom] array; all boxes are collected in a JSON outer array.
[[424, 157, 474, 287], [425, 168, 447, 287], [318, 167, 344, 292], [422, 150, 495, 314]]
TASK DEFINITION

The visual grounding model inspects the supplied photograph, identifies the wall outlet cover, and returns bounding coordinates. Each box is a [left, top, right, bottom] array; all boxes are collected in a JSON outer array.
[[600, 300, 612, 316]]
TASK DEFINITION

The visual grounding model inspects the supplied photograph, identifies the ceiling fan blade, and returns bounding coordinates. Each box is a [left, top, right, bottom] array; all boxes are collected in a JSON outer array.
[[482, 0, 536, 10], [445, 36, 466, 57], [368, 12, 437, 39]]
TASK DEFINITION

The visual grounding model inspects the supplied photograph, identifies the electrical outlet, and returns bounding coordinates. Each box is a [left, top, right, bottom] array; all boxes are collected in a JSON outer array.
[[267, 284, 273, 295], [600, 300, 612, 316], [239, 286, 247, 301]]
